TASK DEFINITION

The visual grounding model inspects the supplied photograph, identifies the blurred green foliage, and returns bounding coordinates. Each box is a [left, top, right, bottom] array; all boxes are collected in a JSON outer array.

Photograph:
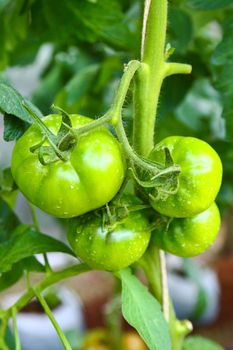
[[1, 0, 233, 210]]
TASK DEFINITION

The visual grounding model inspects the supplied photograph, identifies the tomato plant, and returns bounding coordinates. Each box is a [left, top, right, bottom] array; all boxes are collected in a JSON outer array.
[[11, 114, 125, 218], [0, 0, 230, 350]]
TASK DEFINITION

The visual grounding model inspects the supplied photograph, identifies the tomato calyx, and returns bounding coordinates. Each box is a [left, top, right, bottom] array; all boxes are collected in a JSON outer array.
[[131, 147, 181, 201], [23, 102, 115, 166], [23, 102, 76, 165], [86, 199, 150, 233]]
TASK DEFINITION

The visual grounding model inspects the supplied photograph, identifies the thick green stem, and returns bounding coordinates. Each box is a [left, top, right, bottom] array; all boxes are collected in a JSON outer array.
[[133, 1, 193, 349], [133, 0, 168, 156]]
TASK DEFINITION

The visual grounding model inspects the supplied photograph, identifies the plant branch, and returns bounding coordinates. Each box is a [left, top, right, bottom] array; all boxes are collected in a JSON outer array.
[[1, 264, 89, 321], [27, 201, 52, 273], [33, 289, 72, 350], [59, 60, 141, 149], [111, 60, 141, 125], [164, 62, 192, 77], [12, 308, 21, 350], [115, 119, 180, 179]]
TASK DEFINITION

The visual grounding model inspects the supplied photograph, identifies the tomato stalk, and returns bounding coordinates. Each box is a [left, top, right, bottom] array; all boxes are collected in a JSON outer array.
[[133, 0, 192, 349], [22, 102, 67, 162], [133, 0, 191, 157]]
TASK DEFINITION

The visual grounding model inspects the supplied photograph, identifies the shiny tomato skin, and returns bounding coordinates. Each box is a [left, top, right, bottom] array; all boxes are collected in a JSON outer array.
[[11, 114, 125, 218], [152, 202, 221, 257], [68, 203, 151, 271], [149, 136, 222, 218]]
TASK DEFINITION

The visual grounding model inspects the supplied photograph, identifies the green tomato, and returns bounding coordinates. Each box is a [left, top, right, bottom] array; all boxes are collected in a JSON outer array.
[[149, 136, 222, 218], [152, 202, 221, 257], [11, 114, 125, 218], [68, 198, 151, 271]]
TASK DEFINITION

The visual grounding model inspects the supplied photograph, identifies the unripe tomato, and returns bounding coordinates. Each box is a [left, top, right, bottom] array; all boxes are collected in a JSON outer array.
[[68, 197, 151, 271], [11, 114, 125, 218], [152, 202, 221, 257], [149, 136, 222, 218]]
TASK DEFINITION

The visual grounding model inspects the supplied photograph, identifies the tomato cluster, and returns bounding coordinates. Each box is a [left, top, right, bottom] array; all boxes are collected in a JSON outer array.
[[149, 136, 222, 257], [11, 112, 222, 268]]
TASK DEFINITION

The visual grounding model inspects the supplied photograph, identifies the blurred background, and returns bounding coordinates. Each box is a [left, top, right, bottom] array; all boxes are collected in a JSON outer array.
[[0, 0, 233, 349]]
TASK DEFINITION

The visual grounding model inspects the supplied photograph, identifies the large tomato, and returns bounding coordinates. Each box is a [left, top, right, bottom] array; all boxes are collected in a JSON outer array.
[[11, 114, 125, 218]]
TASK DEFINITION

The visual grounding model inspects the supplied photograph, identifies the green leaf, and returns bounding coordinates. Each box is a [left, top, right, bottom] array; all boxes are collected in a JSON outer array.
[[0, 257, 44, 292], [0, 264, 23, 292], [0, 83, 31, 123], [187, 0, 233, 10], [64, 64, 99, 105], [0, 168, 16, 193], [117, 268, 171, 350], [212, 36, 233, 66], [211, 15, 233, 138], [22, 256, 45, 273], [0, 225, 75, 272], [42, 0, 135, 50], [0, 83, 43, 141], [183, 336, 224, 350], [3, 113, 29, 141], [0, 322, 15, 350], [0, 0, 11, 11], [32, 65, 64, 114], [0, 0, 30, 69], [0, 198, 20, 243], [168, 8, 193, 54], [176, 79, 225, 140]]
